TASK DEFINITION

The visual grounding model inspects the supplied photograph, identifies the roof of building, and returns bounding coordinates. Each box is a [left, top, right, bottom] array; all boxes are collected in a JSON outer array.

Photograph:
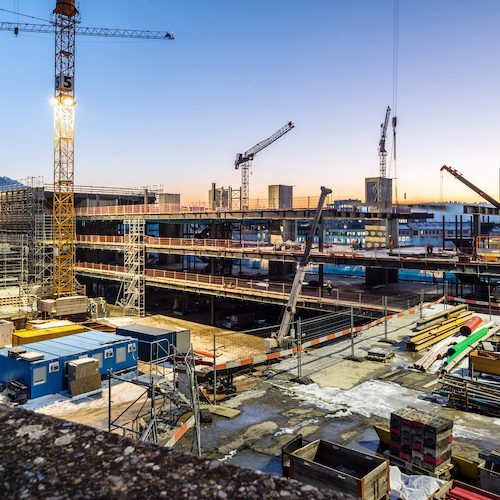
[[116, 323, 186, 337], [0, 331, 134, 360]]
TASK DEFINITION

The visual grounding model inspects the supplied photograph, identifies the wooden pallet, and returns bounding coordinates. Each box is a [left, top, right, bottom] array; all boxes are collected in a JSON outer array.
[[386, 452, 454, 481]]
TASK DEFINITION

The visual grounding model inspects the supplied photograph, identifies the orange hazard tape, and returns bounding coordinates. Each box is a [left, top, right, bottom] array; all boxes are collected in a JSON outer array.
[[213, 297, 445, 371], [165, 415, 195, 448]]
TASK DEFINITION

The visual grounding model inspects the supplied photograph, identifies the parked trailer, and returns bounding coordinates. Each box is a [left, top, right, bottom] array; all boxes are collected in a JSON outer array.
[[0, 331, 137, 399]]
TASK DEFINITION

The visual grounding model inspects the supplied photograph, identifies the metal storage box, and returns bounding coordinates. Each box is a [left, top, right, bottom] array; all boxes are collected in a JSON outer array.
[[116, 324, 189, 361], [287, 439, 389, 500]]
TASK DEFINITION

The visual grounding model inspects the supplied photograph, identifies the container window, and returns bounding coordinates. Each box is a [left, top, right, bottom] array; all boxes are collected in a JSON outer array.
[[33, 366, 47, 386], [92, 352, 103, 368], [116, 347, 126, 364], [104, 348, 114, 359]]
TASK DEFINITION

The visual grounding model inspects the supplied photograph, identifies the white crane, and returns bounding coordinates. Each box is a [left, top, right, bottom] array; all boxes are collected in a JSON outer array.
[[235, 121, 295, 210]]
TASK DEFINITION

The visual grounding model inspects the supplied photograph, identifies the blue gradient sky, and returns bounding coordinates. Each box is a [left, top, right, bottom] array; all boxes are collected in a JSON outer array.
[[1, 0, 500, 203]]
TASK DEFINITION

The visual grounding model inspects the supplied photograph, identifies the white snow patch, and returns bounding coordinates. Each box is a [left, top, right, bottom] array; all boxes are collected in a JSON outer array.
[[286, 380, 432, 419], [219, 450, 237, 462], [23, 393, 69, 412], [22, 381, 145, 417], [274, 418, 319, 437], [284, 380, 499, 442]]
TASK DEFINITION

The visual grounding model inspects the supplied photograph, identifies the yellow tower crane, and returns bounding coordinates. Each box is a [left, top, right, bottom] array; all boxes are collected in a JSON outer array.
[[0, 0, 174, 297]]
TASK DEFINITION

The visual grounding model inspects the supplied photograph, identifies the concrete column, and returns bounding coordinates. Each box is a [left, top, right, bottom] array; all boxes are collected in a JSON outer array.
[[210, 296, 215, 326], [158, 223, 182, 266], [269, 219, 296, 245]]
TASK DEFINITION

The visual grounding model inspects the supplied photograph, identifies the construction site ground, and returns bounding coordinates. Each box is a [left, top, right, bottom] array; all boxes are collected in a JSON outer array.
[[177, 302, 500, 476], [12, 301, 500, 479], [103, 311, 266, 364]]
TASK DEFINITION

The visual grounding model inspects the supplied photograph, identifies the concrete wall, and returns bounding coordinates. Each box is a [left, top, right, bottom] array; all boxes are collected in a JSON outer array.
[[268, 185, 293, 210], [365, 177, 393, 208], [159, 193, 181, 205]]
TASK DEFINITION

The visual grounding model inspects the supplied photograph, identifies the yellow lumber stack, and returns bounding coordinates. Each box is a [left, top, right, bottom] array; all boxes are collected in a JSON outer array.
[[414, 304, 468, 331], [407, 311, 472, 351], [12, 324, 85, 345]]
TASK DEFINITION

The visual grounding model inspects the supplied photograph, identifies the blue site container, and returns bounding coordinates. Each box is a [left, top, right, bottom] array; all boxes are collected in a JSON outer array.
[[0, 331, 137, 399], [116, 324, 178, 362], [0, 347, 62, 399], [48, 331, 138, 377]]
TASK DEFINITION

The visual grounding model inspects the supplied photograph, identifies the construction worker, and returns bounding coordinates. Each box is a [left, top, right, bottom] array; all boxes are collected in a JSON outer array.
[[326, 281, 333, 295]]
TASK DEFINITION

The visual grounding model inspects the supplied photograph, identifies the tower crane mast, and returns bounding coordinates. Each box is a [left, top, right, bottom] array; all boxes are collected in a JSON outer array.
[[379, 106, 391, 178], [1, 0, 174, 297], [440, 165, 500, 209], [235, 121, 295, 210]]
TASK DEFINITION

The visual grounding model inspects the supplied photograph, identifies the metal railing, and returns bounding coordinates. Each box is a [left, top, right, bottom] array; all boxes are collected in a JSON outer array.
[[74, 234, 500, 269], [75, 194, 337, 216], [75, 261, 423, 310]]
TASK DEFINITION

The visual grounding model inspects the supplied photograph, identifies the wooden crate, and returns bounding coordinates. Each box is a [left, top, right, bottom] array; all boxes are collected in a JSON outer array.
[[289, 439, 389, 500]]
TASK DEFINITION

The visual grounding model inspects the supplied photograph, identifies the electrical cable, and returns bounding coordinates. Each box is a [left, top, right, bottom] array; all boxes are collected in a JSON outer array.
[[392, 0, 400, 205]]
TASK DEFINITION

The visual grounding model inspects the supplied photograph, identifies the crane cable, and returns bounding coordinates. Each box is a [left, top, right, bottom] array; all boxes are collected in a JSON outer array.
[[392, 0, 400, 206], [0, 6, 52, 24]]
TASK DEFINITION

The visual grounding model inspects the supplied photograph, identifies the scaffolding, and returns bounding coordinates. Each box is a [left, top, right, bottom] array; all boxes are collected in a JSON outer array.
[[24, 177, 52, 293], [0, 181, 52, 316], [108, 341, 201, 454], [120, 219, 145, 317]]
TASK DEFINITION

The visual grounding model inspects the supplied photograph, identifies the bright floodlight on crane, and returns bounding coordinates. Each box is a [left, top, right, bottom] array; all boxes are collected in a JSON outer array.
[[235, 121, 295, 211], [1, 0, 174, 297]]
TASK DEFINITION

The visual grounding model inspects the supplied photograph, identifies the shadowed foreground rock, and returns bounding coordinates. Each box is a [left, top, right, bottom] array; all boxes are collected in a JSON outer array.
[[0, 405, 346, 499]]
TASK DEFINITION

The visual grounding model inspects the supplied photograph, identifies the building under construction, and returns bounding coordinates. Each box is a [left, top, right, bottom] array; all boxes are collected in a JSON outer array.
[[0, 2, 500, 498]]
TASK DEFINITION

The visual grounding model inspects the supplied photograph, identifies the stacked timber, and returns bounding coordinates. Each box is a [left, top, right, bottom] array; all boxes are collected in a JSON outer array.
[[414, 305, 468, 331], [407, 311, 473, 352], [436, 374, 500, 416], [54, 296, 88, 316], [38, 299, 56, 315], [437, 323, 498, 375], [389, 407, 454, 478]]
